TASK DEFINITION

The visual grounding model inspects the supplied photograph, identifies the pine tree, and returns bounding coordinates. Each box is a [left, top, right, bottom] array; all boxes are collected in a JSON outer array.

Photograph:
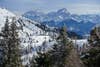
[[0, 17, 10, 67], [82, 26, 100, 67], [89, 26, 100, 47], [49, 25, 73, 67], [1, 17, 23, 67]]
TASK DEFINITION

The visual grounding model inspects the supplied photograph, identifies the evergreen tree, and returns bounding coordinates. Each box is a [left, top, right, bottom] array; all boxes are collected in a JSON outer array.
[[8, 17, 22, 67], [1, 17, 23, 67], [82, 26, 100, 67], [48, 25, 73, 67], [0, 17, 10, 67]]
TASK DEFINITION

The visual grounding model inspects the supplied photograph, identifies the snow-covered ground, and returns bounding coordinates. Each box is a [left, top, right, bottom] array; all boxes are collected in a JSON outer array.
[[21, 35, 55, 65], [72, 39, 88, 47], [72, 39, 89, 54]]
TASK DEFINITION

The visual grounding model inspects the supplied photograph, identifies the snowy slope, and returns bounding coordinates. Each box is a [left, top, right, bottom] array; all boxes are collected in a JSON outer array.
[[0, 8, 55, 65], [17, 17, 56, 65], [0, 8, 15, 31], [0, 8, 53, 48]]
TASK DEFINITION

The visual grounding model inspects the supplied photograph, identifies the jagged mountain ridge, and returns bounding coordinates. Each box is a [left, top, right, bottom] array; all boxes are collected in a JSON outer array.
[[23, 8, 99, 35], [23, 8, 100, 23], [23, 8, 71, 22]]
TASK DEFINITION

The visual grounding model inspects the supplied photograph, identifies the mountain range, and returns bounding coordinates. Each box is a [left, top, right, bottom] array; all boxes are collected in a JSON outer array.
[[23, 8, 100, 36]]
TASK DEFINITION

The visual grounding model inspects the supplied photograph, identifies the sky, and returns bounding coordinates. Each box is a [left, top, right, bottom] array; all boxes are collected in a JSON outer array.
[[0, 0, 100, 14]]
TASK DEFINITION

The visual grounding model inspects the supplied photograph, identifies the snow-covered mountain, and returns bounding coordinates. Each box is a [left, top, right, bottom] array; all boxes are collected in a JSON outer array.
[[23, 8, 71, 22], [22, 10, 46, 22], [23, 8, 98, 36], [0, 8, 56, 65], [71, 14, 100, 23], [23, 8, 100, 23]]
